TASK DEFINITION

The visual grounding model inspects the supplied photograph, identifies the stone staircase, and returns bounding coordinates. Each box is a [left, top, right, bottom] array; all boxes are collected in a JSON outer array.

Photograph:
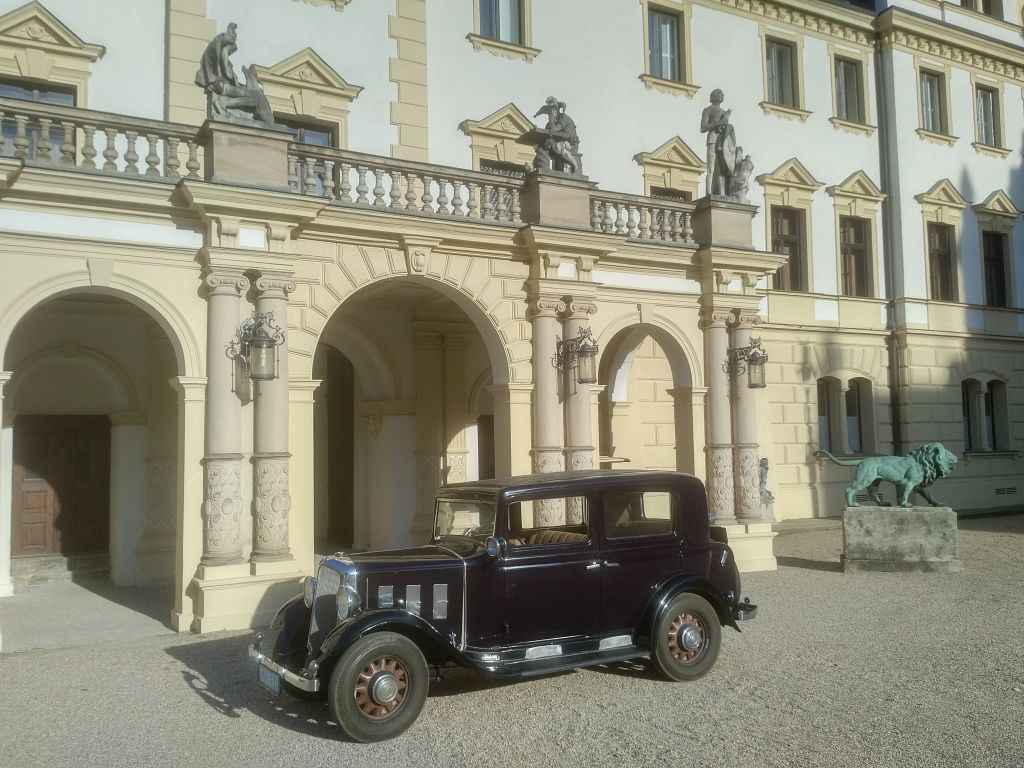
[[11, 553, 110, 586]]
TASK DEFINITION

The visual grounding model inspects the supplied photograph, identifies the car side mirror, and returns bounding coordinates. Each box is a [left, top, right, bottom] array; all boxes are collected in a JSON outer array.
[[484, 536, 506, 560]]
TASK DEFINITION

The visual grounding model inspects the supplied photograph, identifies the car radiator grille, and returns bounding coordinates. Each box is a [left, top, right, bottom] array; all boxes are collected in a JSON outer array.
[[307, 565, 342, 655]]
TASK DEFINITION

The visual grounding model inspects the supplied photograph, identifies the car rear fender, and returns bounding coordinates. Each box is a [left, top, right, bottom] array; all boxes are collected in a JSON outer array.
[[641, 574, 738, 637], [319, 609, 461, 665]]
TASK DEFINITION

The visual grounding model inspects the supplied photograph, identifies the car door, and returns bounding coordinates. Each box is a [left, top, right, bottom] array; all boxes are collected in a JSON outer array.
[[598, 485, 681, 634], [499, 491, 601, 645]]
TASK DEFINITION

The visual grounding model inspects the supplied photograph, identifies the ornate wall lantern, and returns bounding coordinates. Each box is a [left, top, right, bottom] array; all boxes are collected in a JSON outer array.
[[724, 337, 768, 389], [556, 327, 599, 385], [228, 311, 285, 381]]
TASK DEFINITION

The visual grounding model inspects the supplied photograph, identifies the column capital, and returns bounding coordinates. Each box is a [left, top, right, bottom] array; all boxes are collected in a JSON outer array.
[[204, 270, 250, 297], [526, 294, 566, 320], [413, 331, 442, 350], [698, 308, 733, 329], [0, 370, 12, 393], [561, 297, 597, 320], [728, 311, 761, 329], [170, 376, 208, 399], [443, 333, 468, 352], [254, 275, 296, 298]]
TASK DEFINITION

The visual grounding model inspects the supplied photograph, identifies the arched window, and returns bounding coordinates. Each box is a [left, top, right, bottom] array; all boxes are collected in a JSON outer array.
[[818, 376, 874, 454], [963, 378, 1009, 452]]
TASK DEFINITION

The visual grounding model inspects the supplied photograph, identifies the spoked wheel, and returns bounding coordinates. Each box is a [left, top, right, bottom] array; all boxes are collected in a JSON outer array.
[[328, 632, 428, 742], [651, 593, 721, 681]]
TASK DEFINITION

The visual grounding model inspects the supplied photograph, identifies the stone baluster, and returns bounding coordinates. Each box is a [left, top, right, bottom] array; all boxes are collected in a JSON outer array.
[[614, 204, 626, 234], [355, 165, 369, 204], [682, 212, 693, 242], [420, 175, 434, 213], [304, 157, 316, 194], [185, 140, 200, 179], [480, 184, 495, 219], [602, 201, 614, 233], [251, 275, 297, 562], [287, 156, 298, 192], [590, 199, 601, 231], [372, 168, 386, 206], [436, 177, 449, 214], [81, 125, 98, 169], [144, 134, 160, 176], [404, 172, 418, 210], [164, 137, 180, 177], [511, 188, 521, 224], [639, 206, 650, 239], [323, 159, 335, 199], [124, 130, 139, 174], [671, 210, 682, 241], [389, 170, 402, 209], [466, 182, 479, 219], [729, 312, 762, 523], [59, 122, 75, 165], [36, 117, 53, 161], [451, 180, 464, 216], [660, 208, 672, 241], [12, 115, 29, 158], [200, 269, 250, 566], [102, 127, 119, 171], [700, 308, 735, 525], [339, 162, 352, 201]]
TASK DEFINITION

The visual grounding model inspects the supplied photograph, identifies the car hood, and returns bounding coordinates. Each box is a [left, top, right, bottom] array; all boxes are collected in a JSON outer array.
[[324, 539, 480, 575]]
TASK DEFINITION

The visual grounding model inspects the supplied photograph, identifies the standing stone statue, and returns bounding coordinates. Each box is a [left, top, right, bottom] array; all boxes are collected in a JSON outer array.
[[194, 23, 282, 130], [519, 95, 583, 176], [700, 89, 753, 202]]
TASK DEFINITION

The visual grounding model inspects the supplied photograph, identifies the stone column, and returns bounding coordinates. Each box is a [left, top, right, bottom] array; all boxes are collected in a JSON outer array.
[[562, 298, 597, 473], [729, 312, 761, 524], [700, 308, 735, 524], [443, 334, 469, 484], [0, 372, 13, 598], [171, 376, 208, 632], [837, 382, 852, 454], [412, 332, 444, 543], [528, 293, 565, 525], [201, 270, 248, 565], [251, 275, 295, 562]]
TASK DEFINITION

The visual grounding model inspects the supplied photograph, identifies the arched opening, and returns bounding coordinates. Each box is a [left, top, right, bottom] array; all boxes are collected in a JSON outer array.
[[3, 292, 181, 604], [312, 278, 502, 553], [597, 324, 698, 474]]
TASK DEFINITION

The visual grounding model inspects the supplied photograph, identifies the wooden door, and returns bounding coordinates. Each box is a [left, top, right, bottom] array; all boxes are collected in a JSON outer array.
[[12, 416, 110, 557]]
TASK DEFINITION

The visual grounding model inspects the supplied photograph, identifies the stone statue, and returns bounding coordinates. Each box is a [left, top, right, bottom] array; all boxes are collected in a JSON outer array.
[[815, 443, 959, 508], [758, 457, 774, 502], [700, 89, 753, 202], [194, 23, 282, 129], [519, 95, 583, 175]]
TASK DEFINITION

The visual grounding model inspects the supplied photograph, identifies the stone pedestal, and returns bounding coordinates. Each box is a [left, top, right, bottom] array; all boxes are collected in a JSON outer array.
[[199, 120, 292, 192], [720, 523, 777, 572], [519, 170, 597, 228], [842, 506, 961, 573]]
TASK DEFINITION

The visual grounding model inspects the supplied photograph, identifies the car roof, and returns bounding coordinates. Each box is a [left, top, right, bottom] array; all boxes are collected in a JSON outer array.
[[437, 469, 701, 497]]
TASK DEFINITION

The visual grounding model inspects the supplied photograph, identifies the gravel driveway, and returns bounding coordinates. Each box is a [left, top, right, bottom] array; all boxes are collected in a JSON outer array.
[[1, 515, 1021, 768]]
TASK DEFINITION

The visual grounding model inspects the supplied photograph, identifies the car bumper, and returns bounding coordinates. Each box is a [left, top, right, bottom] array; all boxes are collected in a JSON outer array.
[[248, 637, 320, 693], [732, 600, 757, 622]]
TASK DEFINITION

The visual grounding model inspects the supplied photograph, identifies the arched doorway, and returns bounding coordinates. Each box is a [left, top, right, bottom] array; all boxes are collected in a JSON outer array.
[[2, 292, 181, 594], [597, 324, 701, 474], [312, 278, 501, 553]]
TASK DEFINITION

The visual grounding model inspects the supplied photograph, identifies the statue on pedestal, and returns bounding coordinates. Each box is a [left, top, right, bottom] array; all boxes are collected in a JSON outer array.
[[195, 23, 284, 130], [700, 89, 753, 203], [518, 96, 583, 176]]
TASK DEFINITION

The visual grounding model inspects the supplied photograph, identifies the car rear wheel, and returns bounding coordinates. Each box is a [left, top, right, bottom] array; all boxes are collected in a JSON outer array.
[[651, 593, 721, 681], [328, 632, 428, 742]]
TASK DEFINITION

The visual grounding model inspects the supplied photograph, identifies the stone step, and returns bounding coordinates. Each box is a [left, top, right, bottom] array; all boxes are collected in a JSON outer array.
[[11, 552, 110, 586]]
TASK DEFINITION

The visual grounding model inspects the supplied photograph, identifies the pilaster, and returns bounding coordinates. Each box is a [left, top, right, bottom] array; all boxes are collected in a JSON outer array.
[[413, 331, 444, 542], [0, 371, 13, 598], [443, 334, 469, 484]]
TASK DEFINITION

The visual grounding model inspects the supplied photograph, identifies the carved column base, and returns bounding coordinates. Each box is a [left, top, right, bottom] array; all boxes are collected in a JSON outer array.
[[201, 454, 244, 566], [531, 447, 565, 474], [251, 452, 292, 562], [564, 446, 594, 472], [733, 444, 761, 523], [445, 451, 468, 484], [705, 445, 736, 525], [530, 448, 566, 525]]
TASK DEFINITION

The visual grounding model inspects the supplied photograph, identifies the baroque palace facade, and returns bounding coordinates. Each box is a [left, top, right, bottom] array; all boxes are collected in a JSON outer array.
[[0, 0, 1021, 631]]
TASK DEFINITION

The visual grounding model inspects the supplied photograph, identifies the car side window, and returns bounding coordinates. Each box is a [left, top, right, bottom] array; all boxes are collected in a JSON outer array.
[[604, 490, 674, 540], [508, 496, 589, 546]]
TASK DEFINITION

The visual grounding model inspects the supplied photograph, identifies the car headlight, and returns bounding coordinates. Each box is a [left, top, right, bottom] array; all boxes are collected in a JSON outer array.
[[303, 576, 316, 608], [336, 584, 361, 621]]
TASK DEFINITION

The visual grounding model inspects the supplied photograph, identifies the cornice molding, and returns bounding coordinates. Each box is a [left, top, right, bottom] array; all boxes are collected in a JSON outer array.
[[700, 0, 873, 46]]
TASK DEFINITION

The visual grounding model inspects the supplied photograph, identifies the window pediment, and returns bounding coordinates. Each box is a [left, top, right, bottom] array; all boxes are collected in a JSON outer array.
[[827, 171, 884, 203], [0, 1, 104, 60], [916, 179, 968, 211], [633, 135, 704, 198], [757, 158, 822, 207], [972, 190, 1020, 220], [458, 103, 537, 169]]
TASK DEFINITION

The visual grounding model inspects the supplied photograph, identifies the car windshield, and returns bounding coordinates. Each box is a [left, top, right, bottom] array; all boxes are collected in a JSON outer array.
[[433, 499, 497, 541]]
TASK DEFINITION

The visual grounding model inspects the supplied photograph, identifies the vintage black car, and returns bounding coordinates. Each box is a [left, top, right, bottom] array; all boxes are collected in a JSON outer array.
[[249, 470, 756, 741]]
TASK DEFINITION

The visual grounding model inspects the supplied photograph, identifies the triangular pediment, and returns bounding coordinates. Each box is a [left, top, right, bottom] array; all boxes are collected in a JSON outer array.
[[973, 190, 1020, 218], [0, 1, 103, 58], [755, 158, 822, 191], [633, 136, 704, 170], [459, 103, 535, 138], [256, 48, 362, 97], [827, 170, 884, 201], [915, 179, 967, 209]]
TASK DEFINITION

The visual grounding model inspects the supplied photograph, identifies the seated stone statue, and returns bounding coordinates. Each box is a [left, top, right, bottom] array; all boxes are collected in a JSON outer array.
[[194, 23, 282, 130]]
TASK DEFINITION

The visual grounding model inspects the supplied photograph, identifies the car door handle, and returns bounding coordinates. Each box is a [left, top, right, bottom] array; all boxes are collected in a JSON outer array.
[[603, 561, 620, 567], [586, 562, 601, 570]]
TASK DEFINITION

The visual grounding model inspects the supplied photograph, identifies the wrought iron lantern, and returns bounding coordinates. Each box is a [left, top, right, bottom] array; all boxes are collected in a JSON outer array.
[[228, 311, 285, 381], [556, 327, 599, 385], [724, 337, 768, 389]]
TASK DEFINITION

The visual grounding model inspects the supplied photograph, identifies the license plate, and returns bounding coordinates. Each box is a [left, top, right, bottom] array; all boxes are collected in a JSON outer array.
[[257, 662, 281, 695]]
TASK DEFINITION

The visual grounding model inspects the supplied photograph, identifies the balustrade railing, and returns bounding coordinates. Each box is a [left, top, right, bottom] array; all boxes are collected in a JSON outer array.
[[590, 193, 695, 244], [0, 98, 202, 180], [289, 144, 522, 225]]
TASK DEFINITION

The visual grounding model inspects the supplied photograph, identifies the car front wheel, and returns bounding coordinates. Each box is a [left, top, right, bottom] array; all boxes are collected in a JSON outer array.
[[328, 631, 428, 742], [651, 592, 721, 681]]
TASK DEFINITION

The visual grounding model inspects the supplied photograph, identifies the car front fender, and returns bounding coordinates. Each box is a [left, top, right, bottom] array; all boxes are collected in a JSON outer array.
[[270, 594, 311, 658], [318, 609, 461, 664]]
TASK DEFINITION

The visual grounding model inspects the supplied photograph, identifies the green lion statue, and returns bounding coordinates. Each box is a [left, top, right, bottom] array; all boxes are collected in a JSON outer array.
[[814, 442, 958, 508]]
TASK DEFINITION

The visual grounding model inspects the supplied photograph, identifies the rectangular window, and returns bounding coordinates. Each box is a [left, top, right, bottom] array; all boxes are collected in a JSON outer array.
[[0, 77, 76, 106], [817, 380, 833, 452], [766, 40, 797, 107], [648, 9, 680, 81], [839, 216, 871, 297], [845, 387, 863, 454], [771, 207, 805, 291], [961, 0, 1002, 18], [604, 490, 673, 539], [982, 231, 1008, 307], [920, 70, 947, 134], [835, 58, 864, 123], [276, 116, 334, 147], [0, 78, 77, 164], [480, 0, 521, 45], [975, 85, 1000, 147], [927, 222, 956, 301]]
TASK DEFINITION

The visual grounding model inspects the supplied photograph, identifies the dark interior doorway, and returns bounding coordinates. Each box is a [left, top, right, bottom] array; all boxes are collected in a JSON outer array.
[[324, 347, 355, 547]]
